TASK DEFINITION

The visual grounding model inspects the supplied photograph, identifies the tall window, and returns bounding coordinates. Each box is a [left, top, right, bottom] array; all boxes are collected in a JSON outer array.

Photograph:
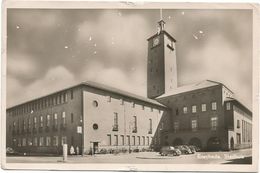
[[149, 119, 152, 134], [127, 135, 130, 145], [175, 108, 179, 115], [201, 104, 207, 112], [237, 120, 240, 128], [33, 117, 37, 128], [114, 135, 118, 146], [107, 134, 111, 146], [173, 121, 179, 132], [183, 106, 188, 114], [23, 120, 26, 132], [147, 137, 150, 145], [46, 137, 51, 146], [192, 105, 197, 113], [54, 113, 58, 126], [53, 136, 59, 146], [46, 115, 50, 127], [33, 137, 38, 146], [132, 136, 135, 146], [28, 118, 31, 130], [71, 90, 74, 99], [39, 137, 44, 146], [191, 120, 198, 131], [113, 112, 118, 131], [226, 102, 231, 110], [62, 112, 66, 125], [71, 113, 74, 123], [212, 102, 217, 110], [132, 116, 137, 133], [137, 136, 140, 145], [22, 138, 26, 146], [121, 135, 124, 145], [40, 116, 43, 127], [211, 117, 218, 131], [142, 136, 145, 146], [64, 92, 68, 102]]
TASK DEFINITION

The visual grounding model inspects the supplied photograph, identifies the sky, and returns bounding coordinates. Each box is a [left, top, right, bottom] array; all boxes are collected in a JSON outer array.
[[6, 9, 252, 109]]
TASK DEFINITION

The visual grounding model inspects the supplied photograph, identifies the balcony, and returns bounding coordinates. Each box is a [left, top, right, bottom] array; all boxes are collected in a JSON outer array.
[[132, 127, 137, 133], [112, 125, 119, 131], [60, 123, 67, 130]]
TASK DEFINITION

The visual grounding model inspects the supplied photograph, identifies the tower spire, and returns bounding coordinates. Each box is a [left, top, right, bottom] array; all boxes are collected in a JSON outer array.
[[158, 9, 165, 34]]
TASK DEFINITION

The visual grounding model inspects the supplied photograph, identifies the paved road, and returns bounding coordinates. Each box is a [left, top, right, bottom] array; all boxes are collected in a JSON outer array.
[[6, 149, 252, 164]]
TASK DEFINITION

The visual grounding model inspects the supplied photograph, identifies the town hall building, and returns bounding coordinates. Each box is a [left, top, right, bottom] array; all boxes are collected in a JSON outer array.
[[6, 18, 252, 155]]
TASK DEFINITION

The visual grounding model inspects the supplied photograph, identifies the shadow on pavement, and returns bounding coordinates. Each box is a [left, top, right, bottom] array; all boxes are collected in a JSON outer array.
[[223, 156, 252, 164]]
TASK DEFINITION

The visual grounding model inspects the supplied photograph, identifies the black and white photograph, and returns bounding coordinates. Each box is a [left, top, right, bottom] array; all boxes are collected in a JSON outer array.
[[1, 1, 259, 172]]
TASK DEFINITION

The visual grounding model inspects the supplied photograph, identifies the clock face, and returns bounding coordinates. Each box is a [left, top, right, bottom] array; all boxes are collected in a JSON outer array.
[[153, 37, 160, 47]]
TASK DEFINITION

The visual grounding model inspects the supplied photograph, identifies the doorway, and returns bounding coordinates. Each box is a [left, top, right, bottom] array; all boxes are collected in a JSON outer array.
[[93, 142, 99, 154]]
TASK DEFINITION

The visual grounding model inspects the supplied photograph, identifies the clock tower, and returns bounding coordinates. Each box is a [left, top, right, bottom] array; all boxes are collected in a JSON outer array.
[[147, 19, 177, 99]]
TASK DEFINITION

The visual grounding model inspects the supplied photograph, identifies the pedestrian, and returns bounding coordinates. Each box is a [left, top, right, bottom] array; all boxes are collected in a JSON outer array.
[[70, 146, 75, 155]]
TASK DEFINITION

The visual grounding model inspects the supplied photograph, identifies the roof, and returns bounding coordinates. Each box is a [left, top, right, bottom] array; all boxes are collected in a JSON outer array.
[[7, 81, 166, 110], [147, 30, 177, 42], [80, 81, 166, 107], [157, 80, 222, 98], [224, 97, 252, 115]]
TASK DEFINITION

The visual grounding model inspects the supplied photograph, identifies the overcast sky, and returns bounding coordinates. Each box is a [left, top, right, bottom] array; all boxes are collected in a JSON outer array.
[[7, 9, 252, 109]]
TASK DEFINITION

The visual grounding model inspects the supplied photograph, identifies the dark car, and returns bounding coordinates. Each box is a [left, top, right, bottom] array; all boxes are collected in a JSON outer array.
[[6, 147, 19, 156], [160, 146, 181, 156], [175, 145, 192, 154]]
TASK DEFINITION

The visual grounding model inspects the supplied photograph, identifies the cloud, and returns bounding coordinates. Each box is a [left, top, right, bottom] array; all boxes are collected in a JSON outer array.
[[7, 66, 76, 107]]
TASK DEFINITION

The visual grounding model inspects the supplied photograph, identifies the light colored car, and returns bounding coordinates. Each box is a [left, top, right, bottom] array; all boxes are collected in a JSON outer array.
[[160, 146, 181, 156]]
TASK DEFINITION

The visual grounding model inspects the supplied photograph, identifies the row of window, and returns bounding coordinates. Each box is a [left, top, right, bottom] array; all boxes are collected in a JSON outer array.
[[13, 136, 68, 147], [107, 134, 153, 146], [8, 90, 74, 116], [11, 112, 78, 133], [175, 102, 217, 115], [173, 117, 218, 132]]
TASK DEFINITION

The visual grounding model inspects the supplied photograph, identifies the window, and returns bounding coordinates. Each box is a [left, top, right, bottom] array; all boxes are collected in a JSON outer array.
[[28, 118, 31, 129], [192, 105, 197, 113], [149, 119, 152, 134], [61, 136, 67, 145], [46, 115, 50, 127], [71, 136, 74, 145], [62, 112, 66, 125], [46, 137, 51, 146], [71, 113, 74, 123], [127, 135, 130, 145], [71, 90, 73, 99], [107, 134, 111, 146], [64, 92, 68, 102], [174, 121, 179, 132], [132, 102, 135, 108], [202, 104, 207, 112], [236, 133, 241, 144], [61, 94, 64, 104], [191, 120, 198, 131], [33, 137, 38, 146], [93, 100, 98, 107], [33, 117, 37, 128], [114, 135, 118, 146], [120, 99, 124, 105], [22, 138, 26, 146], [142, 136, 145, 146], [39, 137, 44, 146], [132, 136, 135, 146], [53, 136, 59, 146], [113, 113, 118, 131], [137, 136, 140, 145], [57, 95, 60, 105], [53, 97, 56, 105], [54, 113, 58, 126], [142, 105, 145, 110], [147, 137, 150, 145], [121, 135, 124, 145], [211, 117, 218, 131], [237, 120, 240, 128], [133, 116, 137, 133], [226, 102, 231, 110], [40, 116, 43, 127], [183, 107, 188, 114], [212, 102, 217, 110]]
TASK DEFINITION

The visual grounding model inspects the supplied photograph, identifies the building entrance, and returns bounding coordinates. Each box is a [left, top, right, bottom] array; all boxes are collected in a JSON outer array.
[[93, 142, 99, 154]]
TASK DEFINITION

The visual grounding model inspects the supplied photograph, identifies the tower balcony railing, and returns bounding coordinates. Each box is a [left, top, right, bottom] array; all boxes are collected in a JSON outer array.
[[148, 129, 152, 134], [132, 127, 137, 133]]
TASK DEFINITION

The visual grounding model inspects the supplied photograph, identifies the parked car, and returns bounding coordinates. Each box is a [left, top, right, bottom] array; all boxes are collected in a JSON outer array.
[[175, 145, 192, 154], [6, 147, 19, 155], [187, 145, 196, 154], [160, 146, 181, 156]]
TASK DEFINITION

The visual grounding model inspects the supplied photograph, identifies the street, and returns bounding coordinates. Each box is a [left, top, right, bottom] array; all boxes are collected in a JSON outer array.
[[6, 148, 252, 164]]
